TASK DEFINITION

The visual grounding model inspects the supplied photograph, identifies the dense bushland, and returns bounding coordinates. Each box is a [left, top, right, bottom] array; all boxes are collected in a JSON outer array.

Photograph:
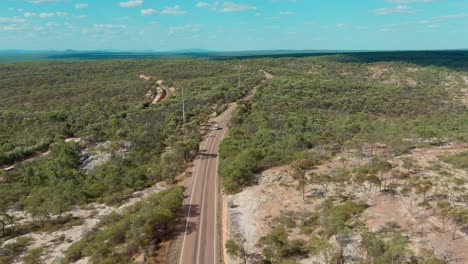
[[220, 56, 467, 192], [0, 59, 261, 243]]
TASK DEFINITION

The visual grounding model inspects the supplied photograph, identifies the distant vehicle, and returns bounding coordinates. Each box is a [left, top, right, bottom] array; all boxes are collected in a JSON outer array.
[[213, 123, 221, 130]]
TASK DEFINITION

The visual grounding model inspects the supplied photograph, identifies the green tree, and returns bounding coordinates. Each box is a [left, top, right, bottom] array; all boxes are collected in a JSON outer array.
[[226, 233, 248, 264], [416, 179, 433, 203], [449, 208, 468, 240], [23, 186, 53, 227]]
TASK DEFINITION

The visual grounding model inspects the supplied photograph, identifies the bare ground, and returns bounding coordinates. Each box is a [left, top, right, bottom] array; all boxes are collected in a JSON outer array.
[[225, 166, 323, 262], [225, 144, 468, 263], [444, 74, 468, 106], [3, 182, 168, 264]]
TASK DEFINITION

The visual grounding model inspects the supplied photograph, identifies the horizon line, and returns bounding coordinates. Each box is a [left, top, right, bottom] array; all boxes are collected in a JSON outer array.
[[1, 48, 468, 53]]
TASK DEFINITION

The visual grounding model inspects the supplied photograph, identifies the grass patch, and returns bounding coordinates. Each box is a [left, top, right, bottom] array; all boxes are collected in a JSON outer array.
[[441, 151, 468, 170]]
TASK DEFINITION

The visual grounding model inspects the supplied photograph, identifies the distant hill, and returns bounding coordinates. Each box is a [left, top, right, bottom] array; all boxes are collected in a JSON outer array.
[[1, 49, 468, 67]]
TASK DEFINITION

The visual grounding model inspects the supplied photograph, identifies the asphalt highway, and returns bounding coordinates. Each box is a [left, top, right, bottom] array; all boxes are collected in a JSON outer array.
[[178, 103, 237, 264]]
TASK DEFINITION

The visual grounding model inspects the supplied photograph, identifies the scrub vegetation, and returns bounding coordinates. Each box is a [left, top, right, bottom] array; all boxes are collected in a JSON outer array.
[[0, 59, 260, 263], [1, 51, 467, 263], [221, 53, 467, 263]]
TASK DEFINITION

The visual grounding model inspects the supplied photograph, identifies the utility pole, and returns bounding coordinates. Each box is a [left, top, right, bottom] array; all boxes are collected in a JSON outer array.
[[182, 87, 186, 124], [238, 64, 241, 89]]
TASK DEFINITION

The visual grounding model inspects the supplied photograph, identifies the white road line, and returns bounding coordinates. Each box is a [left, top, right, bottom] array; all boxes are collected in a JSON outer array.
[[196, 114, 227, 264], [195, 143, 213, 264], [214, 110, 233, 264], [180, 107, 234, 264], [179, 129, 213, 264]]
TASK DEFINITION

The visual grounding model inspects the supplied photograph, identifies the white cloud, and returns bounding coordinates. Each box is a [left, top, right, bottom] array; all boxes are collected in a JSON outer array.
[[1, 25, 20, 31], [119, 0, 143, 8], [33, 26, 44, 31], [0, 17, 27, 23], [221, 2, 256, 12], [82, 24, 127, 35], [141, 9, 158, 16], [75, 3, 89, 9], [93, 24, 127, 30], [38, 12, 68, 18], [169, 24, 200, 34], [280, 11, 295, 15], [29, 0, 67, 4], [115, 16, 131, 21], [39, 13, 55, 18], [196, 2, 211, 8], [380, 28, 396, 32], [375, 5, 412, 15], [432, 13, 468, 22], [381, 12, 467, 30], [160, 6, 187, 15], [386, 0, 434, 3], [197, 1, 256, 13], [24, 12, 37, 18]]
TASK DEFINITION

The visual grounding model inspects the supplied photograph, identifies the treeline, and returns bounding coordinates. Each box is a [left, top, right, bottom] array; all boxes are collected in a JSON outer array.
[[220, 57, 467, 192]]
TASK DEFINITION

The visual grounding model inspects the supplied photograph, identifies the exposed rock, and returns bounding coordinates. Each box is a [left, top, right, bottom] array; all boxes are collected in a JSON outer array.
[[139, 74, 153, 81], [145, 90, 156, 101]]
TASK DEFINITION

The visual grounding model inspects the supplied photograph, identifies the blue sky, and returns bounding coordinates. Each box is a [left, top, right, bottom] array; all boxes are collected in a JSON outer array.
[[1, 0, 468, 51]]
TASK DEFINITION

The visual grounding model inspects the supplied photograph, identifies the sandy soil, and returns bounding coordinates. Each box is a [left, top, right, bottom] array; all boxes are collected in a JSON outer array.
[[460, 89, 468, 106], [444, 74, 468, 106], [152, 86, 168, 104], [363, 194, 468, 263], [462, 76, 468, 85], [3, 182, 168, 264], [65, 138, 82, 143], [406, 78, 418, 86], [406, 67, 420, 73], [362, 144, 468, 262], [139, 74, 153, 81], [260, 70, 274, 80], [368, 65, 390, 79], [225, 144, 468, 263], [81, 141, 112, 173], [225, 166, 322, 261]]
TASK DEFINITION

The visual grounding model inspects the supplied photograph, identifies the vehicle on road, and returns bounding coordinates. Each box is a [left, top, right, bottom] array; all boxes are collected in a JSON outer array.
[[213, 123, 221, 130]]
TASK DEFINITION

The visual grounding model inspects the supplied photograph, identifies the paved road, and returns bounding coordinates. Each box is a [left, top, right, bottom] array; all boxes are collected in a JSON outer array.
[[178, 103, 237, 264]]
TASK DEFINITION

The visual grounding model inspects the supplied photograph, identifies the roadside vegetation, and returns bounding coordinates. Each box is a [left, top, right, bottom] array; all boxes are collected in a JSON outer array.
[[0, 59, 261, 263], [1, 52, 467, 263], [222, 53, 467, 263], [64, 187, 183, 264], [220, 56, 467, 192]]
